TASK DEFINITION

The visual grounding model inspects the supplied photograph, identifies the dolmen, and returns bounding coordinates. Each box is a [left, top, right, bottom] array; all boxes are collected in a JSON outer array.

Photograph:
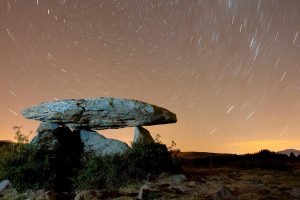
[[21, 97, 177, 157]]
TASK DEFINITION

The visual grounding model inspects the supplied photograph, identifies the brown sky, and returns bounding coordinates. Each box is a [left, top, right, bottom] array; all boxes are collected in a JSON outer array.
[[1, 0, 300, 154]]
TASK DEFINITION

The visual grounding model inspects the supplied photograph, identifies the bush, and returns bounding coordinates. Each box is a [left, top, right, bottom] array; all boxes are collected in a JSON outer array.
[[0, 127, 58, 192], [0, 143, 54, 192], [73, 142, 181, 191], [124, 142, 174, 178], [73, 154, 126, 190]]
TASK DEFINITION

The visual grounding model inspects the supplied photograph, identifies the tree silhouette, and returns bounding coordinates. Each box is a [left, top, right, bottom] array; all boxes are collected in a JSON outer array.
[[290, 152, 296, 160]]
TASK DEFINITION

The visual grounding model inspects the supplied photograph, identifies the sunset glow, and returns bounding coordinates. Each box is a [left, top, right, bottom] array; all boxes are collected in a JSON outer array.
[[1, 0, 300, 154]]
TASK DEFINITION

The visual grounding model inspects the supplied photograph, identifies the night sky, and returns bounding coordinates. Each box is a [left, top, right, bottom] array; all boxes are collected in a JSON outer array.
[[1, 0, 300, 154]]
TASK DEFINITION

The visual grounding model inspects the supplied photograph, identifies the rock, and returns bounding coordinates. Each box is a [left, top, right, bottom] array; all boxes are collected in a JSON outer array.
[[228, 172, 240, 179], [74, 190, 125, 199], [0, 180, 12, 196], [21, 97, 177, 130], [35, 190, 57, 200], [163, 184, 191, 194], [244, 178, 264, 187], [74, 190, 103, 200], [31, 132, 57, 150], [137, 182, 160, 200], [184, 181, 199, 188], [30, 123, 74, 151], [133, 126, 155, 144], [214, 185, 236, 200], [25, 189, 47, 200], [37, 122, 60, 133], [159, 174, 187, 185], [156, 174, 191, 195], [80, 129, 129, 156], [26, 189, 74, 200], [290, 187, 300, 198], [212, 176, 223, 181], [262, 175, 273, 179], [137, 175, 191, 199]]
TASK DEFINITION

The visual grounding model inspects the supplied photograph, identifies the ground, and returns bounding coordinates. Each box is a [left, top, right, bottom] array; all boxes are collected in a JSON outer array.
[[118, 167, 300, 199], [2, 167, 300, 199]]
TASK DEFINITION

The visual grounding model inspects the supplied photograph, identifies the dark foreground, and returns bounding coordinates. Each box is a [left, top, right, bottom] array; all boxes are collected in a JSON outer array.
[[1, 141, 300, 199], [2, 166, 300, 199]]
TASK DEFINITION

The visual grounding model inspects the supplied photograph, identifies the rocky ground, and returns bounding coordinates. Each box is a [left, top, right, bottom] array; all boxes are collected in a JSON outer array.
[[1, 168, 300, 200], [182, 167, 300, 200]]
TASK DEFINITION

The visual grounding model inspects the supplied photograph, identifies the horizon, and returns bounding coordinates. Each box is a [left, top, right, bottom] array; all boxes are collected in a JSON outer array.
[[1, 0, 300, 154], [1, 122, 300, 155]]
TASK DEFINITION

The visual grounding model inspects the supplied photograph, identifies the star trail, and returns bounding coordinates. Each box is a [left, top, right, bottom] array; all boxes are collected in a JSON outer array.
[[1, 0, 300, 153]]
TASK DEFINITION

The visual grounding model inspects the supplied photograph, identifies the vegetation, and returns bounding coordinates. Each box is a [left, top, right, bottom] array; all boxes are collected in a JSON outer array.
[[1, 127, 299, 194], [0, 144, 55, 192], [0, 128, 181, 193], [0, 127, 55, 192], [74, 140, 181, 191], [12, 126, 32, 144]]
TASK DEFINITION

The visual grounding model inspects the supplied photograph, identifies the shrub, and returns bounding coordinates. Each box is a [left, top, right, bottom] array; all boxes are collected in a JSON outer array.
[[73, 142, 181, 191], [0, 141, 14, 158], [124, 142, 174, 178], [12, 126, 32, 144], [0, 127, 56, 192], [0, 144, 54, 192], [73, 154, 126, 190]]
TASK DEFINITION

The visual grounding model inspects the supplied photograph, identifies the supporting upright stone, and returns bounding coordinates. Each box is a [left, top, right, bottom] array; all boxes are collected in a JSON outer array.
[[30, 122, 83, 192], [133, 126, 155, 144], [36, 122, 60, 133], [79, 129, 129, 156], [31, 122, 65, 151]]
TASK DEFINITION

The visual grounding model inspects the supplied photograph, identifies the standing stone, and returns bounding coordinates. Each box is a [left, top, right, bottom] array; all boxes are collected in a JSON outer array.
[[36, 122, 60, 133], [30, 122, 83, 192], [31, 122, 75, 152], [133, 126, 155, 144], [80, 129, 129, 156], [21, 98, 177, 130]]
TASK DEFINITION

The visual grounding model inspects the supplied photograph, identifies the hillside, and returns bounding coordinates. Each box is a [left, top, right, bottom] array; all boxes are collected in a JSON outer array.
[[178, 151, 233, 159], [277, 149, 300, 157], [0, 140, 13, 147]]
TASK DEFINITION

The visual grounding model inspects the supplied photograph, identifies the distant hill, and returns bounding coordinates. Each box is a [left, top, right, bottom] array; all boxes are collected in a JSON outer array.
[[277, 149, 300, 157], [0, 140, 13, 147], [178, 151, 233, 160]]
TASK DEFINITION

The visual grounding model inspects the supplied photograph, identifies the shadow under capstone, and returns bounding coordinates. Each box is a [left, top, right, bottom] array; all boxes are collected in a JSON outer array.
[[40, 127, 84, 192]]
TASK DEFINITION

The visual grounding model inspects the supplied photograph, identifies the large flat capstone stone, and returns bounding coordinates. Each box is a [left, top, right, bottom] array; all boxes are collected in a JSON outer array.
[[21, 97, 177, 130]]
